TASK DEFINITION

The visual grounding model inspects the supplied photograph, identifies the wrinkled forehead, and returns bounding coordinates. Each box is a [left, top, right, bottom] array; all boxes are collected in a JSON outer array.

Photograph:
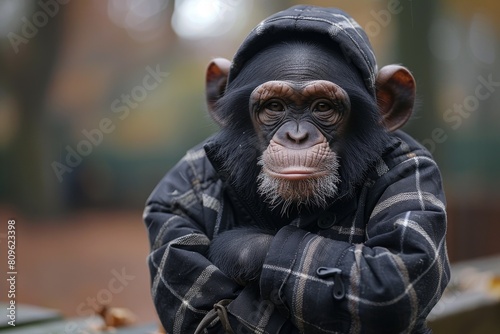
[[250, 80, 349, 104]]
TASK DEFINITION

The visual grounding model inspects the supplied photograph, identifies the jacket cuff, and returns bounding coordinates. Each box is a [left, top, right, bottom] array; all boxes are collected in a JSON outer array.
[[260, 225, 351, 308], [226, 284, 293, 333]]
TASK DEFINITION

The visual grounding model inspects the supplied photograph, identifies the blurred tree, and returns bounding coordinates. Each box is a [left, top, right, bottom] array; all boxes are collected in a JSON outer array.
[[0, 0, 65, 215], [396, 0, 440, 158]]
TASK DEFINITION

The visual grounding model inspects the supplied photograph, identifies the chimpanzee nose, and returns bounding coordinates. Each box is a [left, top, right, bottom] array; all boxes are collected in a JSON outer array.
[[287, 126, 308, 144], [273, 121, 323, 148]]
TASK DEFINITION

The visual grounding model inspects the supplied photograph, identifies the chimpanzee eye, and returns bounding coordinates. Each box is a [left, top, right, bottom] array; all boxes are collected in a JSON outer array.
[[257, 99, 286, 125], [312, 100, 333, 112], [264, 100, 285, 112], [312, 99, 344, 124]]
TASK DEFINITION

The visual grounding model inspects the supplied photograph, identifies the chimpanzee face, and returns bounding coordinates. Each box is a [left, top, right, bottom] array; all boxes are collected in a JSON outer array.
[[250, 79, 350, 210], [206, 41, 415, 215]]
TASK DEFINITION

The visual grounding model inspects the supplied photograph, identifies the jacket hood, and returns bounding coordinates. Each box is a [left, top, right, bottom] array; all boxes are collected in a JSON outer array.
[[227, 5, 378, 95]]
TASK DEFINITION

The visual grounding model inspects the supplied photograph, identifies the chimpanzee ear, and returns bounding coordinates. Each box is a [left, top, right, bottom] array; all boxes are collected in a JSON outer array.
[[206, 58, 231, 127], [375, 65, 416, 132]]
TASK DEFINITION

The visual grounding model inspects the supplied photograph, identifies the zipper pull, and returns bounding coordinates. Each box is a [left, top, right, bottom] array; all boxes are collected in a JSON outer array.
[[316, 267, 345, 300]]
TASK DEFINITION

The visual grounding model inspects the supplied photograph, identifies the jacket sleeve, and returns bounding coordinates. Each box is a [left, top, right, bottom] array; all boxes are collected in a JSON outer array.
[[260, 154, 450, 334], [144, 148, 293, 333]]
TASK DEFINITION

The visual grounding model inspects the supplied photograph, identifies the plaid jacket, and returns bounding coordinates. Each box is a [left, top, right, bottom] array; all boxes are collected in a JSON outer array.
[[144, 130, 449, 333]]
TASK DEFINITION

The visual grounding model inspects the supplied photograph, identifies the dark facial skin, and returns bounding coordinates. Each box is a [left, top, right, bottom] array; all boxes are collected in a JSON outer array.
[[250, 80, 349, 173], [251, 80, 349, 141], [249, 80, 350, 210]]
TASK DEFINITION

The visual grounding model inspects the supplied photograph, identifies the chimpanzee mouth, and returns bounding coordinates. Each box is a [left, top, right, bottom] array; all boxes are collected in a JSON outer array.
[[257, 156, 341, 214], [263, 167, 330, 181]]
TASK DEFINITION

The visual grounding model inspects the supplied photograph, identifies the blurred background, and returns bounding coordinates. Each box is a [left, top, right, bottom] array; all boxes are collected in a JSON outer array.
[[0, 0, 499, 331]]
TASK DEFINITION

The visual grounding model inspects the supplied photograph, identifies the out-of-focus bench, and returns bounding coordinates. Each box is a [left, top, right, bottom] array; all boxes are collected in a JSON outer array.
[[0, 304, 158, 333], [428, 255, 500, 334]]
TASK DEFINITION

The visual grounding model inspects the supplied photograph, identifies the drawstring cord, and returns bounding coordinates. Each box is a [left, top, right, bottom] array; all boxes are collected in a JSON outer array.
[[194, 299, 234, 334]]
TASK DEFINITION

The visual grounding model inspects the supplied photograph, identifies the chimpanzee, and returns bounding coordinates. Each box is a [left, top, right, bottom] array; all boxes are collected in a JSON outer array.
[[144, 5, 449, 334]]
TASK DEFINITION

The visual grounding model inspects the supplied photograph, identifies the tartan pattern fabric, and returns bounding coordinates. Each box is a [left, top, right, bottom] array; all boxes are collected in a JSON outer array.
[[144, 131, 449, 333]]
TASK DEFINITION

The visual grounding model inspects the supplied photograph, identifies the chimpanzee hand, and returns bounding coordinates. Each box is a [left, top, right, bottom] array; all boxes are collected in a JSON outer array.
[[208, 228, 274, 285]]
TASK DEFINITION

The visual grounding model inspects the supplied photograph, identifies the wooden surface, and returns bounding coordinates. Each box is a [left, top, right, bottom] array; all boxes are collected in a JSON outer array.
[[0, 303, 158, 333], [0, 304, 61, 329], [428, 255, 500, 334]]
